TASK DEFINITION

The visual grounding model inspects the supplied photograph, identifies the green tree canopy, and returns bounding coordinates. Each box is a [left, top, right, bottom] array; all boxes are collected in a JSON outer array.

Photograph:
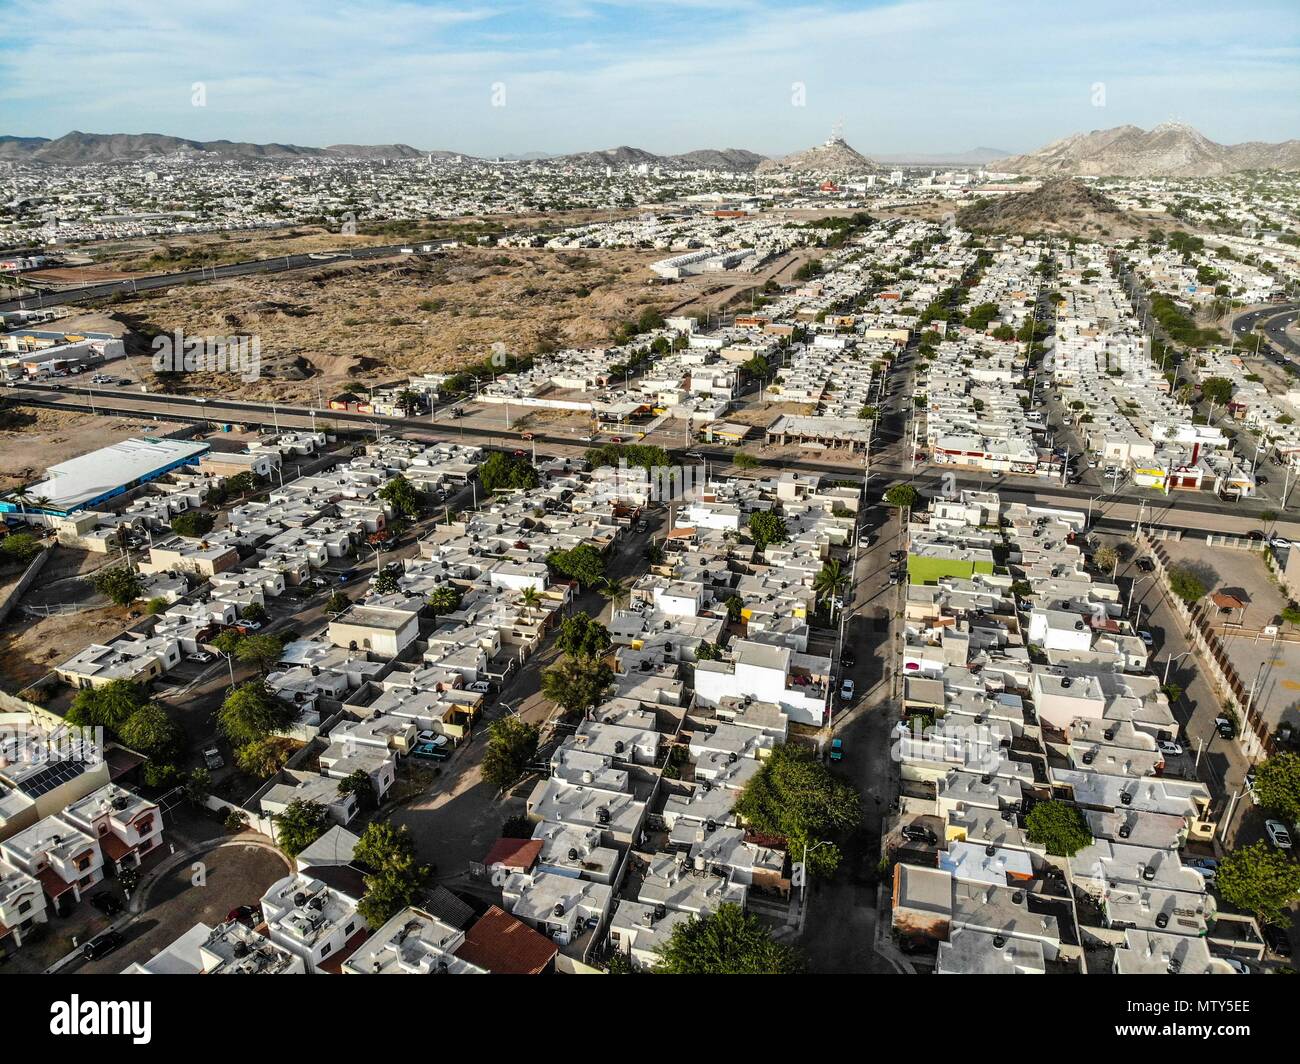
[[170, 510, 215, 538], [377, 473, 423, 518], [67, 679, 150, 732], [93, 565, 144, 607], [234, 632, 285, 673], [353, 822, 430, 925], [1167, 565, 1207, 605], [338, 768, 377, 811], [557, 612, 611, 660], [118, 702, 183, 765], [372, 569, 400, 595], [541, 657, 613, 718], [1024, 800, 1093, 857], [547, 544, 605, 588], [1253, 752, 1300, 825], [733, 743, 860, 877], [0, 532, 45, 565], [218, 680, 293, 747], [1200, 376, 1234, 407], [883, 483, 920, 510], [747, 511, 789, 552], [235, 736, 297, 777], [480, 451, 540, 492], [1216, 841, 1300, 923], [481, 715, 540, 791], [654, 903, 804, 974], [274, 799, 329, 857]]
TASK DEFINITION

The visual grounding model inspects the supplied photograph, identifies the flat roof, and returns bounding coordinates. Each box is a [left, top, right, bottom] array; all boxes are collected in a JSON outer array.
[[8, 437, 209, 513]]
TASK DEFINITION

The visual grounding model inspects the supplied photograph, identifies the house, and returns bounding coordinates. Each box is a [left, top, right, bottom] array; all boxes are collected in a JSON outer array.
[[452, 904, 557, 974], [60, 784, 162, 874], [260, 871, 367, 974], [123, 920, 304, 974], [1, 816, 103, 916], [342, 907, 486, 974]]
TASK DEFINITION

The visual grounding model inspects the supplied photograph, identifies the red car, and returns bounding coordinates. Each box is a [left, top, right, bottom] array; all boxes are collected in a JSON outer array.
[[611, 436, 624, 444]]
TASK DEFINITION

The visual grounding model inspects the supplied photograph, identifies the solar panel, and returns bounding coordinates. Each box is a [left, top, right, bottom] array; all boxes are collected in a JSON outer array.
[[18, 759, 89, 798]]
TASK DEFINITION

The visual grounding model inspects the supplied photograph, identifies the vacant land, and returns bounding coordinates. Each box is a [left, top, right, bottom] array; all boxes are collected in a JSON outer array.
[[87, 246, 671, 403]]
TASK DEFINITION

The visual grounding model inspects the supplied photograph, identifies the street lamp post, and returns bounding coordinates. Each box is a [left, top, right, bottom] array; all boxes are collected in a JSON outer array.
[[1163, 649, 1194, 686]]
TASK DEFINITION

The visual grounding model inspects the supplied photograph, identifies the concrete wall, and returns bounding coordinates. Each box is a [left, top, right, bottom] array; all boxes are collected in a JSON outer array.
[[0, 547, 51, 625]]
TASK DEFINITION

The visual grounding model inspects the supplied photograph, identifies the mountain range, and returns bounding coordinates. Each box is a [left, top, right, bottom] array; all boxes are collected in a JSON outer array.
[[993, 123, 1300, 177]]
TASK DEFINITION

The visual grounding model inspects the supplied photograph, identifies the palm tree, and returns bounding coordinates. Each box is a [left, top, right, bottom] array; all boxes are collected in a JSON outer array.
[[427, 585, 460, 626], [518, 586, 541, 612], [8, 485, 31, 518], [602, 578, 631, 612], [813, 559, 850, 610]]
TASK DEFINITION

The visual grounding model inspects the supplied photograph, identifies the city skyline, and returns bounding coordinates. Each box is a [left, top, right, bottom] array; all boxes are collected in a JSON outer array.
[[3, 0, 1299, 157]]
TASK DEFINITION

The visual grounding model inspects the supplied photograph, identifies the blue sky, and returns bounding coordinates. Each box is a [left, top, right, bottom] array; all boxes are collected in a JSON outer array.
[[2, 0, 1298, 156]]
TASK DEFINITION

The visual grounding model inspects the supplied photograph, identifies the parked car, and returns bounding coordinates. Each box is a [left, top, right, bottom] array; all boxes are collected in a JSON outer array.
[[900, 824, 937, 845], [412, 739, 450, 761], [82, 930, 125, 961], [90, 892, 124, 916], [839, 678, 855, 702], [1265, 819, 1293, 850], [187, 651, 214, 664], [1157, 740, 1183, 756], [227, 904, 262, 927], [841, 650, 856, 668], [1262, 924, 1293, 957], [829, 738, 844, 762], [888, 571, 901, 585], [1215, 717, 1236, 739], [203, 746, 225, 770], [1270, 536, 1292, 550], [467, 680, 492, 694], [633, 519, 648, 533], [1136, 557, 1156, 572], [1186, 857, 1219, 872], [1223, 957, 1250, 975], [1137, 630, 1154, 647], [1189, 865, 1217, 884]]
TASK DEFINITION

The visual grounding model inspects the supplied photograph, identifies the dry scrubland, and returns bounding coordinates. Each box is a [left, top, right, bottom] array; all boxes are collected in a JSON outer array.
[[93, 246, 668, 402]]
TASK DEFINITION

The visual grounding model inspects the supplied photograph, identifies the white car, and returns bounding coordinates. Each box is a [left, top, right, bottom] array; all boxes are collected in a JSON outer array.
[[467, 680, 492, 694], [1157, 740, 1183, 757], [1270, 536, 1292, 550], [187, 651, 215, 664], [1265, 819, 1293, 850], [1223, 957, 1250, 975], [839, 678, 855, 702]]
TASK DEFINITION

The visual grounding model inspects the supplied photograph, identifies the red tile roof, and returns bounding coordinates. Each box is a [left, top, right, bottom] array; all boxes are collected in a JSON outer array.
[[482, 837, 542, 871], [454, 905, 556, 975]]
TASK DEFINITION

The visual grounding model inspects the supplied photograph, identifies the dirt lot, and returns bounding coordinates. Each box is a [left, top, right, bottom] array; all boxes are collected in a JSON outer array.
[[87, 246, 674, 404], [0, 599, 132, 693], [0, 406, 188, 493]]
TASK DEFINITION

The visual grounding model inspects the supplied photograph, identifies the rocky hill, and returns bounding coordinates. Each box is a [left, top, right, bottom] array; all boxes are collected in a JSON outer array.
[[993, 123, 1300, 177], [0, 132, 467, 165], [756, 135, 879, 174], [956, 178, 1145, 238]]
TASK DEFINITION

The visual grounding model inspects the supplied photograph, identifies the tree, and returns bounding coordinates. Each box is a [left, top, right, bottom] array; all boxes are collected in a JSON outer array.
[[241, 601, 268, 624], [557, 612, 610, 660], [480, 451, 540, 492], [518, 586, 542, 611], [1253, 752, 1300, 825], [184, 767, 212, 806], [353, 822, 430, 926], [724, 594, 744, 623], [547, 544, 605, 588], [0, 532, 44, 566], [338, 769, 377, 811], [747, 511, 789, 551], [235, 633, 284, 673], [377, 473, 422, 518], [481, 716, 540, 791], [218, 680, 293, 747], [274, 799, 329, 857], [654, 903, 804, 974], [884, 484, 920, 510], [325, 591, 351, 615], [1282, 606, 1300, 631], [1024, 799, 1092, 857], [733, 452, 761, 470], [1216, 842, 1300, 923], [144, 596, 169, 615], [235, 735, 297, 776], [93, 565, 143, 607], [734, 743, 860, 878], [372, 569, 400, 595], [1093, 545, 1118, 575], [1167, 565, 1207, 605], [812, 559, 849, 608], [170, 510, 215, 538], [119, 702, 183, 766], [542, 657, 613, 718], [67, 679, 150, 731], [1200, 376, 1234, 407], [426, 585, 461, 623]]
